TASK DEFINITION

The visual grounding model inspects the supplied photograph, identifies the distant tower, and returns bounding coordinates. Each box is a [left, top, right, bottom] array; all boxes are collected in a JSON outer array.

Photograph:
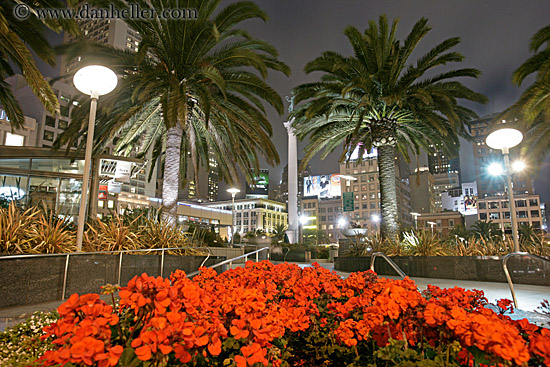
[[284, 95, 298, 243]]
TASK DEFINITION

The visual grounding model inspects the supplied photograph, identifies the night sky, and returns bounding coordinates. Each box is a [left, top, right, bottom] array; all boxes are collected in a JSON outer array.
[[236, 0, 550, 201], [40, 0, 550, 201]]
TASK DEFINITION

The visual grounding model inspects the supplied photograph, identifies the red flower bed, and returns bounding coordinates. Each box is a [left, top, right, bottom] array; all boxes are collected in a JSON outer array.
[[37, 261, 549, 366]]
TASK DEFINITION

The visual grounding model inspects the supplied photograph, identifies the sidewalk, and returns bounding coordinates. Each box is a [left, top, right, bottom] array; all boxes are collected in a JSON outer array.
[[2, 261, 549, 331]]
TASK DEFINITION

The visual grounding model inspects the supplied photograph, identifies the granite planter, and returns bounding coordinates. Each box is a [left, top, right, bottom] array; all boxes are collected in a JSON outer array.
[[0, 254, 226, 309], [334, 255, 550, 286]]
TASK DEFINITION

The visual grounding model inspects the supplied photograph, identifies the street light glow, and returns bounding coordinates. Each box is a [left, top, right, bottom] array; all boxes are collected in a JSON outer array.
[[372, 214, 380, 222], [226, 188, 240, 196], [73, 65, 118, 97], [512, 161, 526, 172], [486, 128, 523, 150], [488, 162, 504, 176], [338, 217, 347, 228], [299, 215, 309, 225]]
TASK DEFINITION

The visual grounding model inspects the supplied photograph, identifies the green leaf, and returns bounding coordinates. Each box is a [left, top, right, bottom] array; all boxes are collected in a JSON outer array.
[[118, 347, 142, 367]]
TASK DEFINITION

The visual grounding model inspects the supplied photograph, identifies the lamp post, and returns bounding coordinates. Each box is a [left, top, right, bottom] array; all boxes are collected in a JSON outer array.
[[227, 188, 240, 245], [410, 212, 420, 230], [73, 65, 118, 250], [427, 221, 437, 234], [486, 127, 523, 253]]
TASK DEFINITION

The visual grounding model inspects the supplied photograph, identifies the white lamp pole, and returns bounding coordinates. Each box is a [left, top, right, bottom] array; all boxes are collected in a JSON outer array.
[[410, 212, 420, 230], [486, 127, 523, 253], [73, 65, 118, 250], [227, 188, 240, 245]]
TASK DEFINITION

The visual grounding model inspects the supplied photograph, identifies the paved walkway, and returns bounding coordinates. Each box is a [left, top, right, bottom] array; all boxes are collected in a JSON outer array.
[[2, 261, 549, 331]]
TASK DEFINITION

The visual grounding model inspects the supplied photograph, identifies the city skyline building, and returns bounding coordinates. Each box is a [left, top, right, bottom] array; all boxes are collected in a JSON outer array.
[[339, 153, 412, 233], [204, 198, 287, 235]]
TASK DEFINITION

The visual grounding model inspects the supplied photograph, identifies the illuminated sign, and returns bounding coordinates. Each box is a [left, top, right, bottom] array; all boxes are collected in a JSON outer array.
[[246, 169, 269, 196], [463, 195, 477, 215], [0, 109, 10, 122], [303, 174, 341, 198]]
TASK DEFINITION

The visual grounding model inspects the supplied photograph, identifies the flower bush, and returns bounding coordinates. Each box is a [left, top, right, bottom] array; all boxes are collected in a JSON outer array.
[[36, 262, 549, 366], [0, 311, 59, 366]]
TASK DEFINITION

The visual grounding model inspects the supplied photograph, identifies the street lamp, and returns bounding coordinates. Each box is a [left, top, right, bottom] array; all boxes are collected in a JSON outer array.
[[227, 188, 240, 246], [73, 65, 118, 250], [486, 126, 523, 252], [410, 212, 420, 230], [427, 221, 437, 234], [337, 217, 347, 228]]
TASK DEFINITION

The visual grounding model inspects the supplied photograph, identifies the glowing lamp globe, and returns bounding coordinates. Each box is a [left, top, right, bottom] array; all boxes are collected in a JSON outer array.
[[486, 128, 523, 150], [226, 188, 240, 196], [73, 65, 118, 97]]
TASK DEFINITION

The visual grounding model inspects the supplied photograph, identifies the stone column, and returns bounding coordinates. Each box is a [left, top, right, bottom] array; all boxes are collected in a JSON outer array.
[[284, 119, 299, 243]]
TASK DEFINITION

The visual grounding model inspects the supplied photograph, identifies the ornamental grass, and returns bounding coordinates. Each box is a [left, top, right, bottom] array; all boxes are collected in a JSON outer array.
[[33, 262, 549, 367]]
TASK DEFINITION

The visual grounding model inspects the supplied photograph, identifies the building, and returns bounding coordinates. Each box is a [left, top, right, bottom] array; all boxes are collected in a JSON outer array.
[[338, 151, 412, 233], [0, 107, 37, 147], [274, 161, 311, 204], [427, 147, 460, 177], [176, 201, 232, 238], [409, 169, 436, 214], [433, 172, 460, 211], [301, 196, 319, 232], [416, 211, 464, 237], [441, 181, 478, 215], [204, 198, 287, 235], [246, 169, 269, 199], [0, 146, 149, 222], [4, 75, 160, 212], [318, 197, 343, 242], [61, 15, 141, 77], [477, 194, 543, 233], [470, 114, 534, 198]]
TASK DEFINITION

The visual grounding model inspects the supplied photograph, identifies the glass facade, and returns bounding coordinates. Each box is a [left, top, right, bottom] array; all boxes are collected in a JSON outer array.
[[0, 157, 84, 219]]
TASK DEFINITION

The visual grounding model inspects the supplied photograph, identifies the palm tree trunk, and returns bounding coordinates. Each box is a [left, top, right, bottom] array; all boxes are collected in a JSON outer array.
[[162, 124, 183, 223], [377, 144, 400, 239]]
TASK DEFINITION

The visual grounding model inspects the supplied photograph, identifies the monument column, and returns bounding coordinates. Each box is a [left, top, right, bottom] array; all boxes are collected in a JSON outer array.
[[284, 95, 299, 243]]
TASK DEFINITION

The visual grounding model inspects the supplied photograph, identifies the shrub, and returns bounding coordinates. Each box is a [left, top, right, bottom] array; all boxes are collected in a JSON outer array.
[[0, 311, 58, 366], [35, 262, 550, 366]]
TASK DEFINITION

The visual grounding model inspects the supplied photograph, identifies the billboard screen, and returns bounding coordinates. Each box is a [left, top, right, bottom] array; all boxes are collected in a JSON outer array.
[[303, 174, 341, 198], [463, 195, 477, 214], [246, 169, 269, 196]]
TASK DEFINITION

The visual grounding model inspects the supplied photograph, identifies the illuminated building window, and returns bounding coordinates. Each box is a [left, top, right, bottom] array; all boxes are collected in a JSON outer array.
[[5, 132, 24, 146]]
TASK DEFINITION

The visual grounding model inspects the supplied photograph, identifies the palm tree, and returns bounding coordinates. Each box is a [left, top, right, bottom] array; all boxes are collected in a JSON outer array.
[[0, 0, 78, 128], [501, 25, 550, 163], [291, 15, 487, 238], [472, 220, 503, 242], [273, 223, 287, 242], [56, 0, 290, 221]]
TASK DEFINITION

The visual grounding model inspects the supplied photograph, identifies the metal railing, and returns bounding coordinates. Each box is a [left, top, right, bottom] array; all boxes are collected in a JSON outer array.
[[502, 251, 550, 309], [186, 247, 270, 278], [370, 252, 407, 279], [0, 246, 211, 300]]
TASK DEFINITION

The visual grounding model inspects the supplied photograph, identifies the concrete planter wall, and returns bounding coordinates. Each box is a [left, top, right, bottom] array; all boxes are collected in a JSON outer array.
[[335, 255, 550, 286], [0, 254, 226, 309]]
